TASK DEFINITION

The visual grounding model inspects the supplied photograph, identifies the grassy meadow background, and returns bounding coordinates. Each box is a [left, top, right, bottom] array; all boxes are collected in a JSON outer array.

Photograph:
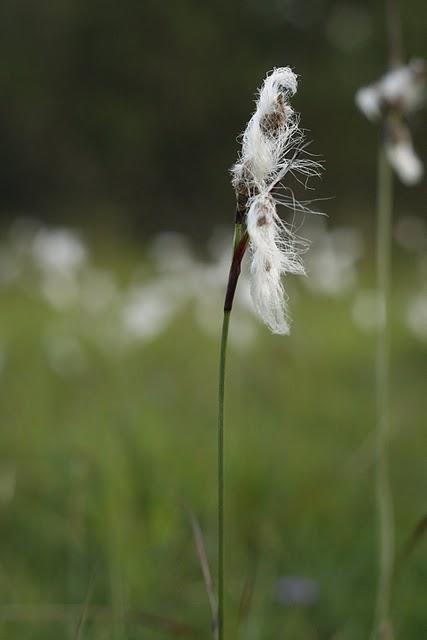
[[0, 220, 425, 639], [0, 0, 426, 638]]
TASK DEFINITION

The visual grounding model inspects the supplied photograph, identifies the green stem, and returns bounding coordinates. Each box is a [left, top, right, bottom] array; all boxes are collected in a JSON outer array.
[[374, 145, 395, 640], [217, 221, 247, 640], [217, 309, 230, 640]]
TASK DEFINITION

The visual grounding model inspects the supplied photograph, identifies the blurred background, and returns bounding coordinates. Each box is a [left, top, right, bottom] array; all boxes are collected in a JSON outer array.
[[0, 0, 426, 638]]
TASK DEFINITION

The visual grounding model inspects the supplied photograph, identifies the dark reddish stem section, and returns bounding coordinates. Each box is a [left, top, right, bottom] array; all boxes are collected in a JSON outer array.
[[223, 232, 249, 312]]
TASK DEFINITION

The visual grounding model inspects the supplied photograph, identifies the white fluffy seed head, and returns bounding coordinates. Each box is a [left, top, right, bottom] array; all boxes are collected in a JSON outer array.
[[246, 194, 305, 277], [250, 255, 289, 334], [231, 68, 318, 335], [246, 195, 288, 334], [232, 68, 299, 195], [246, 194, 304, 334]]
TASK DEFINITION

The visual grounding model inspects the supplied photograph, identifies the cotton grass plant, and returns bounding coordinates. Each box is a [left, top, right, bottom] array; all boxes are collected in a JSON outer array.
[[356, 1, 425, 638], [217, 67, 321, 640]]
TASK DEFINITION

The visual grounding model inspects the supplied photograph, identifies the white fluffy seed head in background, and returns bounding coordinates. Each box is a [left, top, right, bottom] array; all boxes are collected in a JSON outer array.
[[355, 59, 425, 186], [355, 59, 426, 121], [386, 137, 424, 185], [355, 86, 382, 121], [381, 59, 426, 112], [231, 67, 319, 334]]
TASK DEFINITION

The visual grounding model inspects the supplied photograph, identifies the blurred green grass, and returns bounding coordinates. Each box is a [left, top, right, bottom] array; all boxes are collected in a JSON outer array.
[[0, 250, 426, 640]]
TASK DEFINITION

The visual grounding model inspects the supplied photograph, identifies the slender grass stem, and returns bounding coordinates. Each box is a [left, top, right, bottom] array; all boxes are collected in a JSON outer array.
[[217, 309, 230, 640], [217, 222, 247, 640], [385, 0, 403, 68], [373, 3, 401, 636], [374, 144, 395, 640]]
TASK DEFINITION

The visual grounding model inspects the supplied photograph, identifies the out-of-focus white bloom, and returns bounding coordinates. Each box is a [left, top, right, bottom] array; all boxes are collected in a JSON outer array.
[[30, 227, 88, 309], [356, 59, 425, 185], [355, 85, 383, 121], [356, 59, 426, 120], [406, 291, 427, 341], [149, 232, 195, 273], [352, 289, 386, 332], [122, 234, 259, 349], [304, 222, 363, 296], [121, 284, 178, 341], [32, 228, 87, 274], [386, 137, 424, 185], [231, 68, 320, 334], [380, 59, 425, 111]]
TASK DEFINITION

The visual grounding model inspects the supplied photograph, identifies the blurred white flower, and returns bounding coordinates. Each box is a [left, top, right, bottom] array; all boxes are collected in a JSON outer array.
[[149, 232, 195, 273], [356, 59, 425, 185], [29, 226, 103, 312], [122, 233, 259, 349], [121, 284, 178, 341], [32, 228, 87, 275], [356, 59, 425, 121], [304, 221, 363, 296], [386, 136, 424, 186], [356, 85, 382, 121], [352, 289, 386, 332]]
